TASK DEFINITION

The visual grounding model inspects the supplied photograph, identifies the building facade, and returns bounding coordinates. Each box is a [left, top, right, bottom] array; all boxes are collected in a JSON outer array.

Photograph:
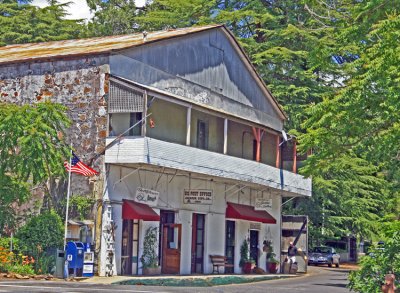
[[0, 25, 311, 276]]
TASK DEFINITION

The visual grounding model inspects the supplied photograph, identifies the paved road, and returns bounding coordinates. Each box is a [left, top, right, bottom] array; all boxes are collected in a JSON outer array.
[[0, 267, 351, 293]]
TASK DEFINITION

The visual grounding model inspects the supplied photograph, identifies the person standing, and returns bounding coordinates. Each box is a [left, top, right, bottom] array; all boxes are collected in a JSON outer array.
[[288, 241, 298, 273]]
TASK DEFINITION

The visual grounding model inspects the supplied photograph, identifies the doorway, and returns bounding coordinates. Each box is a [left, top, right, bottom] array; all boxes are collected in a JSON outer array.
[[249, 230, 259, 267], [121, 219, 139, 275], [161, 223, 182, 274], [225, 221, 235, 273], [191, 214, 205, 273]]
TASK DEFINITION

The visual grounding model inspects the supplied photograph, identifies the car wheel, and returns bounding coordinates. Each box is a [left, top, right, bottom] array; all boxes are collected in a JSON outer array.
[[328, 260, 332, 267]]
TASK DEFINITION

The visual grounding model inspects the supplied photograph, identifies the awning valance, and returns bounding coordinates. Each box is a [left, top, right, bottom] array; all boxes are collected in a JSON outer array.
[[226, 202, 276, 224], [122, 199, 160, 221]]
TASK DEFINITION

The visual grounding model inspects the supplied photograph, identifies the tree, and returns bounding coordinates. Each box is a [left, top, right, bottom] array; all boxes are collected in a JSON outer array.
[[0, 0, 87, 46], [87, 0, 142, 36], [297, 0, 400, 240], [86, 0, 215, 36], [0, 102, 71, 231], [135, 0, 214, 31]]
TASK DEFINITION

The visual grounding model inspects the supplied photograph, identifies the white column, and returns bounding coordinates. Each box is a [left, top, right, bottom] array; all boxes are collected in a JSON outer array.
[[223, 118, 228, 154], [142, 91, 148, 137], [186, 107, 192, 146]]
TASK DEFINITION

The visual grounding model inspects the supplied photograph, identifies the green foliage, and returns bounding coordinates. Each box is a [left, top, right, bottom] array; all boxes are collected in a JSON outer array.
[[296, 153, 389, 240], [239, 239, 250, 267], [67, 195, 95, 220], [140, 227, 159, 269], [16, 211, 63, 273], [0, 237, 19, 251], [87, 0, 214, 36], [0, 102, 70, 231], [348, 231, 400, 293], [135, 0, 214, 31], [87, 0, 141, 36], [3, 263, 35, 275], [296, 1, 400, 240], [267, 253, 279, 264], [0, 0, 87, 46]]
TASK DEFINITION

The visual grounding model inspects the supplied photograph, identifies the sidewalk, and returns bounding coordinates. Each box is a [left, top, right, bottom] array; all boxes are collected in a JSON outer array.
[[81, 273, 299, 287]]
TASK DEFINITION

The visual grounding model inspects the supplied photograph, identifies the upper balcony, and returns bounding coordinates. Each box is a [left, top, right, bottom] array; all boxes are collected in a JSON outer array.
[[105, 137, 311, 197], [105, 77, 311, 197]]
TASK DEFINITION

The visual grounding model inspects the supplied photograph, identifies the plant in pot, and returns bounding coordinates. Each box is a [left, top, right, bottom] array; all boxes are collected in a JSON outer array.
[[266, 252, 279, 274], [140, 226, 161, 275], [239, 239, 255, 274]]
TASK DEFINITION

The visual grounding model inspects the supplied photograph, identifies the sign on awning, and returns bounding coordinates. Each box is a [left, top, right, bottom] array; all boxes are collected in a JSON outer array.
[[183, 189, 213, 205]]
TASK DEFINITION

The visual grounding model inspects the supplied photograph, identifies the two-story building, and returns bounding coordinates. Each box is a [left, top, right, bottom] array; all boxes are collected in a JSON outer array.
[[0, 24, 311, 277]]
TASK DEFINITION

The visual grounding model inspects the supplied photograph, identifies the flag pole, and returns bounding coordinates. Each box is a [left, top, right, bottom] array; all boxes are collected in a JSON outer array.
[[64, 145, 73, 250]]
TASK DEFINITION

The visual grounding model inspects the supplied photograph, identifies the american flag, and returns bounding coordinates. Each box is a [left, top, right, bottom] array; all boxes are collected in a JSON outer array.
[[64, 153, 99, 177]]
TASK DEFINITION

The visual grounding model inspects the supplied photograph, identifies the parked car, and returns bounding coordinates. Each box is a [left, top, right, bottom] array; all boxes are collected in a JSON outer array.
[[308, 246, 340, 267]]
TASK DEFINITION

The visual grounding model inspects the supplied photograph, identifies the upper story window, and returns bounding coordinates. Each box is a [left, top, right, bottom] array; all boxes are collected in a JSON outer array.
[[109, 80, 144, 136], [197, 120, 208, 150]]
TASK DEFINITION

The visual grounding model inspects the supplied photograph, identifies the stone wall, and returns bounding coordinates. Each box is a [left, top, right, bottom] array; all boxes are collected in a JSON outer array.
[[0, 55, 110, 209]]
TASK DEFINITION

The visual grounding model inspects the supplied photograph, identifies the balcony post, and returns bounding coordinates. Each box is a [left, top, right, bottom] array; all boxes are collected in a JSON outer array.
[[293, 140, 297, 173], [186, 106, 192, 146], [142, 90, 148, 137], [252, 127, 264, 162], [223, 118, 228, 154], [276, 135, 280, 168]]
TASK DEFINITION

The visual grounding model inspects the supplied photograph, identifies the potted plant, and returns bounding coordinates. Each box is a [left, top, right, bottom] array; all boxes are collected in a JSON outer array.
[[140, 227, 161, 275], [239, 239, 255, 274], [266, 252, 279, 274]]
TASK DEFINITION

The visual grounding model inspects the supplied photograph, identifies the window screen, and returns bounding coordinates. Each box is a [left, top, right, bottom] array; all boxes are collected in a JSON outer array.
[[109, 80, 144, 113]]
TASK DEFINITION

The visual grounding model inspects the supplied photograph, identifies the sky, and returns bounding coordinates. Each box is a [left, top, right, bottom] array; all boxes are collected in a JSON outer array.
[[31, 0, 146, 20]]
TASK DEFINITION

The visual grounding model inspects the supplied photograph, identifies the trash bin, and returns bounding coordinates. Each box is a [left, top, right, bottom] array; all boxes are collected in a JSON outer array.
[[66, 241, 84, 277], [54, 249, 65, 278]]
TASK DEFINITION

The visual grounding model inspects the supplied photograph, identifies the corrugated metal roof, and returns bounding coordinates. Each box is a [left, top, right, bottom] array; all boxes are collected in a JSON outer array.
[[0, 24, 221, 65]]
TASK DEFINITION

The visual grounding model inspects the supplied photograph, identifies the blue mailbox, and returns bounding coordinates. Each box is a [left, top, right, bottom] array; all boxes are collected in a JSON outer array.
[[66, 241, 84, 277]]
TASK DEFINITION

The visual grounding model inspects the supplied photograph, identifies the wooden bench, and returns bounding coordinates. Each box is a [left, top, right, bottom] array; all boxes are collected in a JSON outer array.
[[210, 255, 234, 274]]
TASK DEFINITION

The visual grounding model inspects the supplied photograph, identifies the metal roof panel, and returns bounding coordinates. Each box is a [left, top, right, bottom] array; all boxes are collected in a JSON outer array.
[[0, 25, 221, 65]]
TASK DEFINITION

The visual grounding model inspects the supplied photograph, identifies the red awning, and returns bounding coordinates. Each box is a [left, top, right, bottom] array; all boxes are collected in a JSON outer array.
[[226, 202, 276, 224], [122, 199, 160, 221]]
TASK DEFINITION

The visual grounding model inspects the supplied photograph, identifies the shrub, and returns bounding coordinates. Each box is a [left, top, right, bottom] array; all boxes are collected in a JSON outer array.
[[7, 263, 35, 275], [348, 231, 400, 292], [16, 211, 63, 274]]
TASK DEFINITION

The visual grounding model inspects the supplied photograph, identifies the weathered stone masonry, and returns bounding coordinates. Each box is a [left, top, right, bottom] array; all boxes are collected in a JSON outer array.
[[0, 56, 110, 198]]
